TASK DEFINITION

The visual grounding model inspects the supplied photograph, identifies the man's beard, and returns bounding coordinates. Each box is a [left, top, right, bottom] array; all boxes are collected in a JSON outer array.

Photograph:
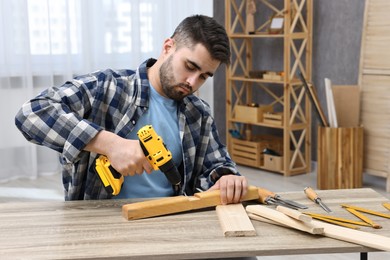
[[159, 55, 193, 101]]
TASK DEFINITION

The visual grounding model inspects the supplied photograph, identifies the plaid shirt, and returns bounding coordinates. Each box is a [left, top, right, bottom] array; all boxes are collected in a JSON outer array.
[[15, 59, 239, 200]]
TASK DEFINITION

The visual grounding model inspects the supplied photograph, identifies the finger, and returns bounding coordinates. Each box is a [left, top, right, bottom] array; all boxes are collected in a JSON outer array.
[[143, 160, 154, 174], [224, 179, 235, 204], [240, 177, 248, 200], [232, 179, 242, 204], [134, 164, 144, 175], [208, 181, 220, 191], [219, 180, 228, 205]]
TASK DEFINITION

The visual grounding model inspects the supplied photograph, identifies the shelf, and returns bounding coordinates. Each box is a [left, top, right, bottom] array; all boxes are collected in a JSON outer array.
[[228, 118, 308, 130], [229, 76, 303, 85], [225, 0, 313, 176], [228, 32, 309, 39]]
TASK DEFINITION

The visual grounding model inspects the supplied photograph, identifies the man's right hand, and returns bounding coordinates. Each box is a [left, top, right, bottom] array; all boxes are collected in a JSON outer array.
[[85, 130, 153, 176]]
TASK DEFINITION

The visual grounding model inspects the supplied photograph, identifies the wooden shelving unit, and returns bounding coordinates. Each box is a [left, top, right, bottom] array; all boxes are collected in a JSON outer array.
[[225, 0, 313, 176]]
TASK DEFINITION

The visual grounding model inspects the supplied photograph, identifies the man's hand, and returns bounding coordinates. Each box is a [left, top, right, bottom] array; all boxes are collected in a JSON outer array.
[[85, 130, 153, 176], [208, 175, 248, 205], [107, 139, 153, 176]]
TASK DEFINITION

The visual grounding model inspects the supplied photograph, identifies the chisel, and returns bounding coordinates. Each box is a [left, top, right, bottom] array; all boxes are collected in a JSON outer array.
[[304, 187, 332, 213], [258, 188, 308, 209]]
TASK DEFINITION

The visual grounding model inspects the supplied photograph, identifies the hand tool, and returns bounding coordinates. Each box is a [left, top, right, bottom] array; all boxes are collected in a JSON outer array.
[[304, 187, 332, 213], [341, 204, 390, 219], [258, 187, 308, 210], [344, 208, 382, 229], [304, 212, 371, 229], [94, 125, 181, 195]]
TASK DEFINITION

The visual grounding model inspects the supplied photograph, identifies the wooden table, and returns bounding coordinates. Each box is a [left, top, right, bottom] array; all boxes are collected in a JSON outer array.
[[0, 188, 389, 259]]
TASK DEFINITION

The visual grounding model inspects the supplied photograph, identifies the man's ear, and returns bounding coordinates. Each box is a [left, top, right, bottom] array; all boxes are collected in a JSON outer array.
[[163, 38, 175, 54]]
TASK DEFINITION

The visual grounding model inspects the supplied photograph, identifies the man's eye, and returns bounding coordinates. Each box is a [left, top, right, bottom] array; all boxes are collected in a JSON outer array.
[[186, 63, 195, 71]]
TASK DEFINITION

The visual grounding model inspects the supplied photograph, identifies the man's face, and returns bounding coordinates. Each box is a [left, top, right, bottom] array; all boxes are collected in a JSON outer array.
[[159, 42, 220, 101]]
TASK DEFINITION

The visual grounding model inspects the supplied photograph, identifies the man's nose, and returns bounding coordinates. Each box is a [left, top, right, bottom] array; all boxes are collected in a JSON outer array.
[[186, 74, 199, 87]]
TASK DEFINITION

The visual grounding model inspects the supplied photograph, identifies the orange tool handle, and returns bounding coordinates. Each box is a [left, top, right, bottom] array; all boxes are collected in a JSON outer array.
[[304, 187, 318, 201], [257, 187, 275, 204]]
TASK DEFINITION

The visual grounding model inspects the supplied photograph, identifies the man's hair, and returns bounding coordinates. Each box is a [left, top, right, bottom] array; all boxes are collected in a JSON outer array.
[[171, 15, 231, 65]]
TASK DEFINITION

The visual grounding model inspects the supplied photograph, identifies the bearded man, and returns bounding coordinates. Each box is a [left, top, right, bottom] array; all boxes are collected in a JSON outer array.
[[15, 15, 248, 203]]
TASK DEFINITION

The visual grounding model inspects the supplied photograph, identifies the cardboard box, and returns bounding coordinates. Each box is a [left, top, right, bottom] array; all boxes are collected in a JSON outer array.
[[234, 105, 273, 123]]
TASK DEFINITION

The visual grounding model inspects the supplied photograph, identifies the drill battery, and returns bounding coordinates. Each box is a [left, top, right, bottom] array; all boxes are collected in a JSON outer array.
[[95, 155, 124, 196]]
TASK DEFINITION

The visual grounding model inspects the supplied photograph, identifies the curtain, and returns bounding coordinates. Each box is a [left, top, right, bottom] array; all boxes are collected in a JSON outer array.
[[0, 0, 212, 182]]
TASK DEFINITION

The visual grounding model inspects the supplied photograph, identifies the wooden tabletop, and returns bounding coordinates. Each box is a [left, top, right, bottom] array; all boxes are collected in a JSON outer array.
[[0, 188, 389, 259]]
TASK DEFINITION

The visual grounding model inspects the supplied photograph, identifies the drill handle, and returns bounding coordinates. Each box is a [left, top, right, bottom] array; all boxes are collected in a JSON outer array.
[[139, 140, 159, 171]]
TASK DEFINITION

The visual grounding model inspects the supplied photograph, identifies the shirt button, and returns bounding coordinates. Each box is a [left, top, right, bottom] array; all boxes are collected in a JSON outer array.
[[132, 120, 136, 125]]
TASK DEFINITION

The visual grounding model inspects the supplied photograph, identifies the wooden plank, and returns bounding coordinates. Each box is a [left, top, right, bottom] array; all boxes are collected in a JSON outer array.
[[216, 204, 256, 237], [246, 205, 390, 251], [122, 186, 260, 220], [359, 0, 390, 191], [246, 205, 324, 235], [324, 78, 337, 127], [276, 205, 312, 223], [331, 85, 360, 127]]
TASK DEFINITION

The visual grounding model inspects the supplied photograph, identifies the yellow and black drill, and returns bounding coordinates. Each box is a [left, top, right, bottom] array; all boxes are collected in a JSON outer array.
[[94, 125, 182, 195]]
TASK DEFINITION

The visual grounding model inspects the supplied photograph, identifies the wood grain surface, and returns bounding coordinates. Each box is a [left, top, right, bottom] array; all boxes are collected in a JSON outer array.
[[216, 204, 257, 237], [0, 188, 389, 259]]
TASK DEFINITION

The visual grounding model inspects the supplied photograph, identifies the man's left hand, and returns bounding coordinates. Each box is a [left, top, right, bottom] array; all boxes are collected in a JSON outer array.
[[208, 175, 248, 205]]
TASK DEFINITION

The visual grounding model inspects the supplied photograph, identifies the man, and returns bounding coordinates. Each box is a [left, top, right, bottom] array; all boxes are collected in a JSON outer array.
[[15, 15, 248, 203]]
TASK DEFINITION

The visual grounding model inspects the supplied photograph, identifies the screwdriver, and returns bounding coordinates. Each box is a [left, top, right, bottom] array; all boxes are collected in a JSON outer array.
[[304, 187, 332, 213]]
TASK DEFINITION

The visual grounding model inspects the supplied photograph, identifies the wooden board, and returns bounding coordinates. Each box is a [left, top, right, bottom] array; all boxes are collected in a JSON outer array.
[[246, 205, 324, 235], [331, 85, 360, 127], [122, 186, 260, 220], [358, 0, 390, 191], [216, 204, 256, 237], [324, 78, 337, 127], [247, 205, 390, 251]]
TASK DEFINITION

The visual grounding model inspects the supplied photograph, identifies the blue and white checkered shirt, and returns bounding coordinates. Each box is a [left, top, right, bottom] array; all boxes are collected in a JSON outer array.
[[15, 59, 239, 200]]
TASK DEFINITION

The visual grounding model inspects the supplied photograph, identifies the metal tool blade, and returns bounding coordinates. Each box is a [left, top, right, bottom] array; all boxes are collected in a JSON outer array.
[[275, 197, 308, 209], [318, 199, 332, 213], [267, 198, 301, 210]]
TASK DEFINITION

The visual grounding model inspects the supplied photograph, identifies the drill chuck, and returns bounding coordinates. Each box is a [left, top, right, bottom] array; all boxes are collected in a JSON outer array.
[[158, 159, 181, 186]]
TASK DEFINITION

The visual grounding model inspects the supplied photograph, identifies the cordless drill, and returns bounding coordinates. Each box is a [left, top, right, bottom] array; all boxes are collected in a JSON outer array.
[[94, 125, 182, 195]]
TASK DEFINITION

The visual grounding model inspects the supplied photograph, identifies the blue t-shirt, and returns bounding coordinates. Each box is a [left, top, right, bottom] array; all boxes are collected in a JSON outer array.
[[115, 85, 182, 198]]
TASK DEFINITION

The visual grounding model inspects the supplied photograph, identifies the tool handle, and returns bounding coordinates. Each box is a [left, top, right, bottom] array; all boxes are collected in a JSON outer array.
[[304, 187, 319, 202], [257, 188, 275, 204]]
